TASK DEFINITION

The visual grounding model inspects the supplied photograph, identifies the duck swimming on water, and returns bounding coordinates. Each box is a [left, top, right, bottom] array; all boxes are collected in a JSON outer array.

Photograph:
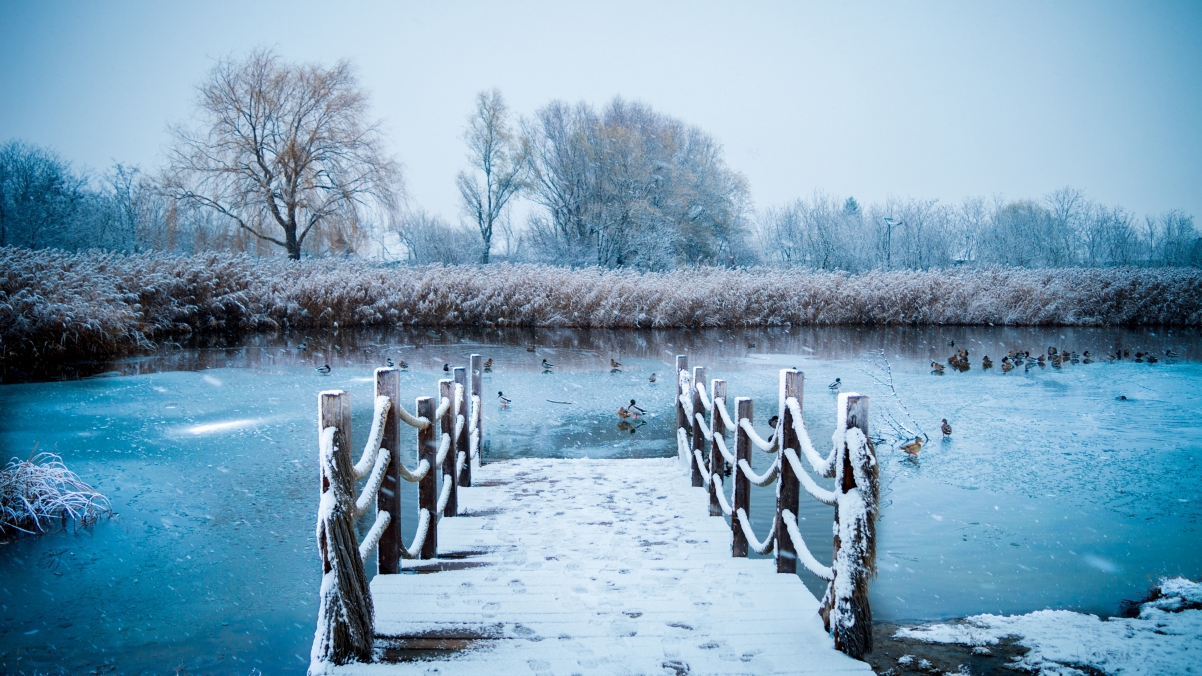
[[829, 377, 841, 390], [316, 364, 331, 375]]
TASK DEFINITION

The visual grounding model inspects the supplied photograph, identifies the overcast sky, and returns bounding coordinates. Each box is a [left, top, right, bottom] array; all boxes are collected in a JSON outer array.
[[2, 1, 1200, 223]]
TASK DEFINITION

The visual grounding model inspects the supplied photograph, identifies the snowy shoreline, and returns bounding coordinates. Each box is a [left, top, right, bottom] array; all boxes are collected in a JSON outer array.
[[874, 577, 1201, 675], [4, 247, 1201, 367]]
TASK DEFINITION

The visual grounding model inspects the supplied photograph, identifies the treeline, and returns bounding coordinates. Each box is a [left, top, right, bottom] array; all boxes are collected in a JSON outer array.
[[3, 248, 1200, 369], [2, 49, 1199, 269]]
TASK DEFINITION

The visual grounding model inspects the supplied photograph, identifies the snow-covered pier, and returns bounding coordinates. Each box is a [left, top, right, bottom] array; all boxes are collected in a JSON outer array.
[[310, 356, 878, 675]]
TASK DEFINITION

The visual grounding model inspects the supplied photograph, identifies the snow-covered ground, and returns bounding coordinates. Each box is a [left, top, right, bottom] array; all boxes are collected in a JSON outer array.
[[321, 458, 872, 675], [895, 577, 1202, 675]]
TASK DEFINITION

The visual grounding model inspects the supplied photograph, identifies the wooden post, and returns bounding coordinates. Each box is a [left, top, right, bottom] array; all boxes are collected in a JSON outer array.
[[315, 389, 373, 664], [465, 354, 482, 481], [318, 390, 351, 574], [453, 366, 469, 490], [690, 366, 706, 488], [825, 393, 872, 656], [731, 397, 752, 557], [439, 379, 457, 518], [375, 369, 401, 575], [708, 379, 727, 516], [674, 355, 688, 466], [776, 369, 803, 574], [416, 396, 437, 559]]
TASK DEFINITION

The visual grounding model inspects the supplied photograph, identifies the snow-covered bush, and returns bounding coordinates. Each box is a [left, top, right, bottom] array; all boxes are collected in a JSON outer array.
[[2, 247, 1201, 367], [0, 451, 111, 535]]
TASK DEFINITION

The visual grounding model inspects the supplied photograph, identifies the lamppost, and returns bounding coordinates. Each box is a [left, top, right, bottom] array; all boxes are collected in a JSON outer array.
[[882, 216, 902, 270]]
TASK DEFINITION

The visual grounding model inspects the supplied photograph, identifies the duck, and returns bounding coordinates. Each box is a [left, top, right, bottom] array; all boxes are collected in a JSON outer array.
[[297, 341, 308, 351], [610, 359, 622, 369], [982, 356, 993, 369], [1001, 359, 1013, 373], [1007, 350, 1017, 359], [1116, 395, 1128, 401], [1147, 354, 1159, 363], [386, 357, 394, 368], [483, 358, 494, 371], [398, 360, 409, 369], [315, 364, 331, 375], [767, 415, 780, 430], [941, 419, 952, 436], [1048, 347, 1058, 357], [649, 373, 658, 384], [617, 406, 633, 420], [526, 346, 537, 353], [747, 342, 756, 349], [498, 391, 511, 408], [947, 339, 955, 347], [443, 363, 450, 372], [828, 377, 841, 390], [931, 361, 946, 374], [627, 400, 646, 416], [900, 436, 924, 458], [541, 359, 555, 370], [1134, 352, 1144, 363], [1166, 349, 1179, 358]]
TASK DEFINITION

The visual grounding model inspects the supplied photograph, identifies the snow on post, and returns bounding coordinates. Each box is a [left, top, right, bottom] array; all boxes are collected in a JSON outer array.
[[453, 366, 469, 489], [690, 366, 707, 487], [708, 379, 728, 516], [439, 379, 457, 518], [376, 368, 402, 575], [822, 393, 879, 660], [732, 397, 753, 557], [312, 390, 374, 670], [463, 355, 482, 483], [675, 355, 689, 470], [775, 369, 803, 574]]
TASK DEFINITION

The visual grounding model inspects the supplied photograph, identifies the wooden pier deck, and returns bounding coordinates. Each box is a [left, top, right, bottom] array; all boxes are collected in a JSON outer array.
[[330, 458, 873, 675]]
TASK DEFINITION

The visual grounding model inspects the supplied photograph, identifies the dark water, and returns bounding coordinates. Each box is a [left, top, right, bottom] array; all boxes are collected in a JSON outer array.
[[1, 325, 1199, 674]]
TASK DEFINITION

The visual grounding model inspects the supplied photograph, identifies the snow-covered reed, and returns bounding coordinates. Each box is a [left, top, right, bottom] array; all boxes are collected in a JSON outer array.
[[0, 451, 112, 535], [3, 246, 1200, 366]]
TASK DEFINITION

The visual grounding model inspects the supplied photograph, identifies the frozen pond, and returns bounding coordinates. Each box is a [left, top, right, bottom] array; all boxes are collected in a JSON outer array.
[[1, 326, 1199, 674]]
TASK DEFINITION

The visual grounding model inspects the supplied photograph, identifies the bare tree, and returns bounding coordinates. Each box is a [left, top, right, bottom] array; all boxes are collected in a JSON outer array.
[[457, 90, 524, 264], [167, 50, 402, 260]]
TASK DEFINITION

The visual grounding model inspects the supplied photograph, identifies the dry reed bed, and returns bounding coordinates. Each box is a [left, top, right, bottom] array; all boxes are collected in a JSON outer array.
[[2, 247, 1200, 366], [1, 451, 112, 535]]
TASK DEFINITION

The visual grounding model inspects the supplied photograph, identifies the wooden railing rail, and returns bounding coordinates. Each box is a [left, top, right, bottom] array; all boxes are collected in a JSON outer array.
[[310, 355, 484, 671], [675, 355, 879, 660]]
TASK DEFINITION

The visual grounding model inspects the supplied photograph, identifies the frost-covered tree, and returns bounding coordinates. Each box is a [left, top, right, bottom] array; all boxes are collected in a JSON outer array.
[[0, 140, 88, 249], [166, 50, 403, 259], [521, 98, 750, 270], [457, 89, 525, 264]]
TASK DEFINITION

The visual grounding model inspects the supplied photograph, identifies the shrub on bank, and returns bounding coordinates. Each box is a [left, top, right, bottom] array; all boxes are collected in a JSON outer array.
[[2, 247, 1200, 366]]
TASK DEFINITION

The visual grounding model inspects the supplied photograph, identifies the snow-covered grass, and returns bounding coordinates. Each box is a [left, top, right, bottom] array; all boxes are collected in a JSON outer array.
[[895, 577, 1202, 675], [0, 451, 112, 535], [3, 247, 1200, 367]]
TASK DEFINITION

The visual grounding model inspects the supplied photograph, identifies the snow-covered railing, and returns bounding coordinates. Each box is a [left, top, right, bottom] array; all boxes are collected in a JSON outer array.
[[311, 355, 485, 671], [675, 356, 880, 660]]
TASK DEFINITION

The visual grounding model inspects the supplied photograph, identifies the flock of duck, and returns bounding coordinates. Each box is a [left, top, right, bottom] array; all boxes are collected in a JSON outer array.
[[930, 340, 1176, 375]]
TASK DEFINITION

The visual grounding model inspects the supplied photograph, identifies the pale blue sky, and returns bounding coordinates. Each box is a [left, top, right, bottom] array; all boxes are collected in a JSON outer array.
[[2, 1, 1199, 221]]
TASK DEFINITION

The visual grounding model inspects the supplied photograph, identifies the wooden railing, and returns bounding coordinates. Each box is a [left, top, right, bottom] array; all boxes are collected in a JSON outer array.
[[311, 355, 483, 668], [675, 355, 880, 659]]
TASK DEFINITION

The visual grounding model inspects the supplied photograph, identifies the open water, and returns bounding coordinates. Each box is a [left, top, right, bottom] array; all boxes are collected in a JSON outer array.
[[1, 325, 1199, 674]]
